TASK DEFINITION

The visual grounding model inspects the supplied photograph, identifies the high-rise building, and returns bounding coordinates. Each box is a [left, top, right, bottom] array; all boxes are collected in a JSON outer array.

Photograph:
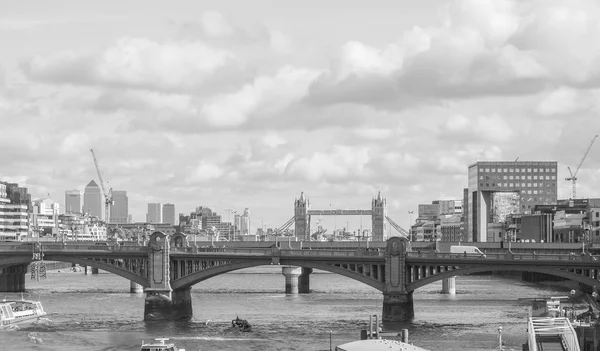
[[65, 190, 83, 214], [241, 208, 251, 235], [0, 182, 29, 240], [84, 180, 103, 220], [110, 191, 128, 224], [163, 203, 175, 225], [147, 203, 161, 223], [467, 161, 558, 242]]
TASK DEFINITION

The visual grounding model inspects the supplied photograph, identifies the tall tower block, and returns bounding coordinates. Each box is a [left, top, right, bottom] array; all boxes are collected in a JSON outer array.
[[372, 191, 387, 241], [294, 192, 310, 241]]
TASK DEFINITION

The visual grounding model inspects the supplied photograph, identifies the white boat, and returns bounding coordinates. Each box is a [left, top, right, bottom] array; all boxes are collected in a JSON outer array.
[[140, 338, 186, 351], [0, 297, 46, 326]]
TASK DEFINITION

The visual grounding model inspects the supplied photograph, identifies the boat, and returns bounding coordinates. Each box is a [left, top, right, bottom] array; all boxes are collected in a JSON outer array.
[[0, 297, 47, 326], [140, 337, 186, 351], [231, 316, 252, 332]]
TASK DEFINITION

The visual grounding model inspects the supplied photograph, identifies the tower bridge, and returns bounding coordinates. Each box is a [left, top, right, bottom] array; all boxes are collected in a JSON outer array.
[[279, 191, 409, 240], [2, 235, 600, 322]]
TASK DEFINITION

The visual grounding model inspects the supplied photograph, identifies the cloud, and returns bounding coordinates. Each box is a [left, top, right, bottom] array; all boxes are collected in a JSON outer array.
[[304, 0, 600, 109], [21, 37, 243, 92]]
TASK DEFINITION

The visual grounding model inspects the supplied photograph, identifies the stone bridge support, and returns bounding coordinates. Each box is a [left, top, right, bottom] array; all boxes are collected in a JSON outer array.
[[383, 237, 414, 321], [144, 232, 193, 320], [282, 266, 313, 294], [299, 267, 312, 293], [0, 264, 26, 292], [442, 277, 456, 294], [130, 281, 143, 293]]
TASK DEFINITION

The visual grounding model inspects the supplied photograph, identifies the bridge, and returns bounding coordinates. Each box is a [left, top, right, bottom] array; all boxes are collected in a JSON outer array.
[[2, 234, 600, 322], [276, 192, 409, 240]]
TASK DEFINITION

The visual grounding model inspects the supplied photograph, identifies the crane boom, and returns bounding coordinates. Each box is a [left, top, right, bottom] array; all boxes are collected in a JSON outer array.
[[565, 135, 598, 199], [90, 149, 112, 223]]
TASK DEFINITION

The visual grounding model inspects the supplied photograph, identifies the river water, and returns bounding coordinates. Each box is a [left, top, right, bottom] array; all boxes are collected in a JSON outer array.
[[0, 266, 580, 351]]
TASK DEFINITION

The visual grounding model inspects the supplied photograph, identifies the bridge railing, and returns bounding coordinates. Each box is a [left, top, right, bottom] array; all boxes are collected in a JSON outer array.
[[407, 251, 599, 262], [0, 243, 150, 253], [169, 247, 384, 257]]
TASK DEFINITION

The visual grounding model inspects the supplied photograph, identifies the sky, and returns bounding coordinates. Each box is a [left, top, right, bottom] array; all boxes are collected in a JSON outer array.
[[2, 0, 600, 232]]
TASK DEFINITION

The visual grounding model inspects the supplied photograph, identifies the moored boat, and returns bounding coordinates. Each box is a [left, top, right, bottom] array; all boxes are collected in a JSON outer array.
[[140, 337, 186, 351], [0, 297, 46, 326]]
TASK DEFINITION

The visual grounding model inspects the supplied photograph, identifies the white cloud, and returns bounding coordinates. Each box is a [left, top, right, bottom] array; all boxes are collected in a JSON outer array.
[[186, 162, 224, 183], [23, 37, 237, 91]]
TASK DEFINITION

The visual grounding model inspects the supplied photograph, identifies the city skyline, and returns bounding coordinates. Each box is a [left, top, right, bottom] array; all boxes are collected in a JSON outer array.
[[3, 0, 600, 230]]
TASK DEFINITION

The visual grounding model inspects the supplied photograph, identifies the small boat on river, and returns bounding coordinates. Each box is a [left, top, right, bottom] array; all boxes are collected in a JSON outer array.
[[140, 337, 186, 351], [0, 297, 46, 326], [231, 316, 252, 332]]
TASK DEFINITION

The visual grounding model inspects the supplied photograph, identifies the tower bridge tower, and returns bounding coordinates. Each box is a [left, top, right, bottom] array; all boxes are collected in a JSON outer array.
[[372, 191, 387, 241], [294, 192, 310, 241]]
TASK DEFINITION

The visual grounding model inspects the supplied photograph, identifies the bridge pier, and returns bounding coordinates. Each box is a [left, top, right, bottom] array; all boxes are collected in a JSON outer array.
[[382, 292, 414, 322], [442, 277, 456, 294], [282, 266, 301, 293], [0, 264, 26, 292], [130, 281, 143, 293], [299, 267, 312, 293], [144, 287, 192, 320], [91, 267, 99, 275]]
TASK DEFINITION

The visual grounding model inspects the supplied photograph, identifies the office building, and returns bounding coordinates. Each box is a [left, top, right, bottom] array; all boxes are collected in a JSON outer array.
[[0, 182, 29, 240], [163, 203, 175, 226], [65, 190, 83, 214], [84, 180, 104, 220], [467, 161, 558, 242], [241, 208, 251, 235], [147, 203, 161, 223], [110, 190, 128, 224], [31, 197, 60, 236]]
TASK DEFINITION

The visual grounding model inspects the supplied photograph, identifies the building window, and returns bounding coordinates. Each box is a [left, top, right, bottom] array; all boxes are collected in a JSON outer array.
[[503, 168, 507, 172], [533, 168, 538, 172], [545, 168, 550, 172], [527, 183, 531, 187], [552, 168, 556, 172], [485, 168, 490, 172], [509, 183, 514, 187], [503, 176, 507, 180], [509, 176, 513, 180], [527, 176, 532, 180], [551, 176, 556, 180], [480, 183, 483, 187], [533, 175, 538, 180], [491, 169, 496, 172], [492, 183, 496, 187], [545, 176, 549, 180], [516, 169, 520, 173], [596, 212, 599, 218], [479, 175, 484, 180], [533, 190, 538, 194], [509, 169, 514, 172], [522, 169, 526, 172], [486, 183, 489, 187]]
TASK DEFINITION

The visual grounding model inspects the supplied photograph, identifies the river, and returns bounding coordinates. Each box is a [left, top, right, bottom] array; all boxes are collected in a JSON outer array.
[[0, 266, 579, 351]]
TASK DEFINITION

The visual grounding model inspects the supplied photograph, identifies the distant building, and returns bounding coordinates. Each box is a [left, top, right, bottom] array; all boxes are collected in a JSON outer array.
[[241, 208, 251, 235], [0, 182, 29, 240], [163, 203, 175, 225], [110, 190, 128, 224], [147, 203, 161, 223], [31, 198, 60, 236], [84, 180, 104, 220], [467, 161, 558, 242], [65, 190, 83, 214]]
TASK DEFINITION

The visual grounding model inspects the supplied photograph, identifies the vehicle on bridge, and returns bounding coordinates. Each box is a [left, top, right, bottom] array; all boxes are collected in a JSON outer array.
[[0, 297, 47, 327], [450, 245, 486, 257], [140, 337, 186, 351]]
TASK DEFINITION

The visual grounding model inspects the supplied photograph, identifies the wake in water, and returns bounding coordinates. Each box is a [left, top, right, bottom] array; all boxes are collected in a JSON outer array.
[[28, 332, 43, 344]]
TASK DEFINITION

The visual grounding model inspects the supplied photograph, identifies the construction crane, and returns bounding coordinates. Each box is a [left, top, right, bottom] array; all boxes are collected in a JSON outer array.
[[90, 149, 113, 223], [566, 134, 598, 199]]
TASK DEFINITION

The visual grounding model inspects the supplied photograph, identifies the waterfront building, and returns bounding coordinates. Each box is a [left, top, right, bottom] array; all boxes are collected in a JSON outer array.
[[110, 191, 128, 224], [65, 190, 83, 214], [467, 161, 558, 242], [162, 203, 175, 225], [83, 180, 103, 220], [31, 198, 60, 236], [0, 183, 29, 241], [146, 203, 161, 223]]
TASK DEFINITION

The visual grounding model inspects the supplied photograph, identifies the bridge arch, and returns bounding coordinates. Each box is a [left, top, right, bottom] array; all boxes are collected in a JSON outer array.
[[171, 260, 385, 291], [407, 265, 600, 292]]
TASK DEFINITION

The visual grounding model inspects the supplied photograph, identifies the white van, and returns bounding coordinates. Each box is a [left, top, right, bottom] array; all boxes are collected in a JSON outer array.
[[450, 245, 486, 257]]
